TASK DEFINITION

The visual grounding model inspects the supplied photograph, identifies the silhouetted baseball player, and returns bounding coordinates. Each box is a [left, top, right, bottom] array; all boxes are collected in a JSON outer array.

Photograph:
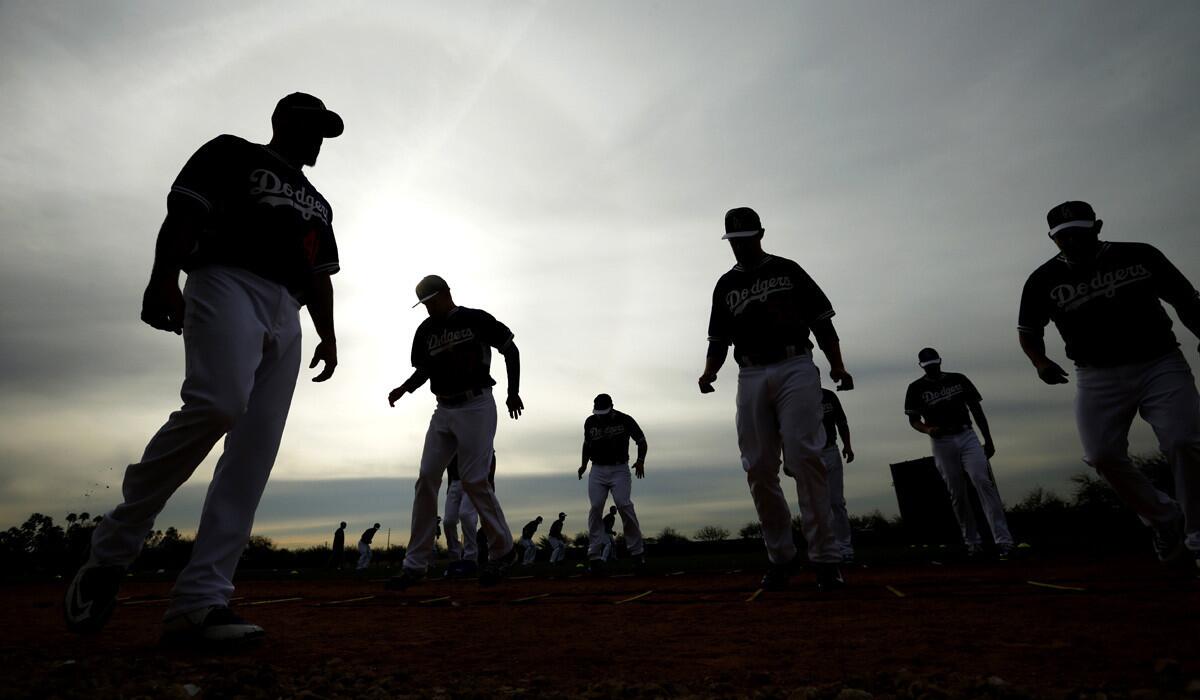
[[819, 388, 856, 561], [358, 523, 381, 570], [328, 521, 347, 570], [578, 394, 647, 571], [386, 276, 523, 589], [905, 349, 1013, 556], [548, 512, 567, 564], [602, 506, 618, 561], [65, 93, 344, 645], [698, 207, 851, 592], [442, 454, 480, 574], [518, 516, 542, 565], [1019, 200, 1200, 569]]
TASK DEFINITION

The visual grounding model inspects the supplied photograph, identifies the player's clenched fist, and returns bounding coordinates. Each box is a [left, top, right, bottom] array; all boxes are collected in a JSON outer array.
[[141, 277, 186, 334], [387, 385, 408, 407], [698, 373, 717, 394]]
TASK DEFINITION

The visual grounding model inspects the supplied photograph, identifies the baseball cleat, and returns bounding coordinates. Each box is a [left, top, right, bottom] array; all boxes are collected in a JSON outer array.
[[1151, 519, 1188, 567], [815, 563, 846, 592], [479, 545, 518, 587], [64, 564, 125, 634], [160, 605, 264, 647], [586, 559, 608, 577], [385, 568, 426, 590], [996, 544, 1014, 561], [442, 560, 478, 579], [759, 560, 794, 592]]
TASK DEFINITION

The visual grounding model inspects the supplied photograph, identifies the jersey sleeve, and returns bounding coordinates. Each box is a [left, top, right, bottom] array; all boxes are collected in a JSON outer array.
[[169, 135, 237, 217], [903, 383, 922, 418], [1017, 270, 1051, 337], [479, 311, 515, 349], [411, 323, 430, 371], [707, 279, 734, 344], [792, 263, 836, 324], [311, 207, 340, 276], [626, 414, 646, 443], [961, 375, 983, 403], [1146, 245, 1200, 314]]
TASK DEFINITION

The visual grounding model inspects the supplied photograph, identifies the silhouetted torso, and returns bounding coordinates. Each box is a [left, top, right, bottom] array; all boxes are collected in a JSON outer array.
[[411, 307, 514, 396], [583, 410, 644, 465], [904, 373, 981, 433]]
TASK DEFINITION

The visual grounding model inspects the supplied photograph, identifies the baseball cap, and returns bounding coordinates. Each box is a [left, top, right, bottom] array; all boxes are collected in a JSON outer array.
[[273, 92, 344, 138], [1046, 200, 1097, 238], [593, 393, 613, 415], [558, 512, 566, 519], [723, 207, 764, 239], [918, 347, 942, 367], [413, 275, 450, 307]]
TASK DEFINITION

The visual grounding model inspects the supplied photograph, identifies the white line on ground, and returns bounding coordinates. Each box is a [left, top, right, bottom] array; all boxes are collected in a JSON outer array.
[[323, 595, 376, 606], [511, 593, 550, 603], [886, 585, 906, 598], [242, 597, 303, 607], [615, 590, 653, 605], [1026, 580, 1086, 592], [418, 596, 451, 604], [745, 588, 763, 603]]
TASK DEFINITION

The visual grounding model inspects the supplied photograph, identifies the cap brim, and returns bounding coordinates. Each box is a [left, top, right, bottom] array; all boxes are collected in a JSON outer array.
[[721, 229, 761, 240], [919, 358, 942, 367], [592, 408, 611, 415], [285, 106, 344, 138], [412, 290, 442, 308], [1048, 219, 1095, 237]]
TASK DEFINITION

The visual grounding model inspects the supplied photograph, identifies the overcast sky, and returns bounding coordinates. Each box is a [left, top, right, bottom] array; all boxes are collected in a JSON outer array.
[[2, 1, 1198, 547]]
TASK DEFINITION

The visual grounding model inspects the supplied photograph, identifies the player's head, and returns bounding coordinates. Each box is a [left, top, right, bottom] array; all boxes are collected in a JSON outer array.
[[373, 522, 381, 529], [593, 393, 613, 415], [608, 505, 617, 514], [558, 512, 566, 520], [436, 516, 442, 523], [535, 515, 543, 523], [339, 521, 346, 528], [413, 275, 454, 316], [270, 92, 343, 167], [723, 207, 765, 259], [1046, 200, 1103, 260], [918, 347, 942, 376]]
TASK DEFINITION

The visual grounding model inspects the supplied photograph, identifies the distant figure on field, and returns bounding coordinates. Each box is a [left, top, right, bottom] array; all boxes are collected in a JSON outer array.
[[1018, 200, 1200, 570], [519, 516, 543, 565], [328, 521, 347, 570], [578, 393, 647, 573], [602, 506, 618, 561], [819, 388, 856, 561], [548, 512, 568, 564], [358, 523, 381, 570]]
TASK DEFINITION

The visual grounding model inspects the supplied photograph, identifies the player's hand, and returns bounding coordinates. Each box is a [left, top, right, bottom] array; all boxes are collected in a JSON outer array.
[[140, 276, 186, 334], [842, 446, 855, 464], [926, 425, 945, 438], [983, 442, 996, 459], [1036, 360, 1069, 385], [506, 393, 524, 419], [830, 367, 854, 391], [698, 373, 717, 394], [577, 466, 586, 480], [388, 385, 410, 407], [633, 461, 645, 479], [309, 339, 337, 382]]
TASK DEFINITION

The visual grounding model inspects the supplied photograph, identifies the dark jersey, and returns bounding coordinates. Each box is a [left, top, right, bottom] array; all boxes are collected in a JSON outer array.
[[411, 307, 514, 397], [603, 512, 617, 534], [332, 528, 345, 550], [583, 410, 646, 465], [1019, 242, 1200, 367], [171, 135, 339, 301], [549, 520, 565, 540], [821, 389, 847, 449], [904, 372, 982, 432], [707, 254, 835, 366], [521, 520, 540, 540], [359, 527, 377, 545]]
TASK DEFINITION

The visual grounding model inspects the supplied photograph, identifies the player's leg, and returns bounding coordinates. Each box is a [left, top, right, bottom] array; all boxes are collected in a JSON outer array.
[[930, 436, 982, 549], [454, 395, 514, 561], [736, 365, 795, 565], [167, 283, 303, 617], [459, 492, 479, 563], [611, 467, 644, 558], [958, 432, 1014, 548], [1076, 365, 1180, 531], [587, 468, 613, 560], [777, 359, 840, 564], [602, 534, 615, 561], [821, 445, 853, 559], [87, 268, 270, 571], [1136, 351, 1200, 552], [401, 412, 455, 573], [444, 481, 463, 560], [357, 542, 370, 569]]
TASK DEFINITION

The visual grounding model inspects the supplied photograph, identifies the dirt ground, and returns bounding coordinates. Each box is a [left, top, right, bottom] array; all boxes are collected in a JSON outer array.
[[3, 553, 1198, 699]]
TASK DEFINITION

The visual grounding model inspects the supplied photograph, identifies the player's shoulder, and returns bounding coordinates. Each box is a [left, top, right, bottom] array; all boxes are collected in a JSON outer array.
[[944, 371, 971, 383], [1105, 240, 1161, 259], [905, 376, 927, 391], [197, 133, 252, 154]]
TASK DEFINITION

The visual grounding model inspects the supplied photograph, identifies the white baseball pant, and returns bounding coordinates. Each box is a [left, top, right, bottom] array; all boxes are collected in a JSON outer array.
[[549, 537, 566, 563], [519, 537, 537, 564], [87, 266, 302, 617], [357, 541, 372, 569], [1076, 349, 1200, 550], [929, 430, 1014, 547], [821, 445, 854, 559], [402, 391, 514, 571], [587, 465, 644, 559], [736, 355, 840, 564], [601, 534, 616, 561], [443, 480, 478, 561]]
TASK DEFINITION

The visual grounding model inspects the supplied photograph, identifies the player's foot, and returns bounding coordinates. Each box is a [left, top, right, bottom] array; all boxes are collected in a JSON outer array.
[[1151, 519, 1188, 566], [442, 560, 478, 579], [586, 559, 607, 577], [161, 605, 264, 647], [965, 544, 985, 560], [996, 544, 1014, 561], [815, 563, 846, 592], [64, 563, 125, 634], [479, 546, 518, 587], [385, 568, 426, 590], [759, 559, 795, 592]]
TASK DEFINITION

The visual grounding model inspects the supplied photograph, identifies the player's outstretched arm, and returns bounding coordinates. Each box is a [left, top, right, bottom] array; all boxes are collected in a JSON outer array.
[[499, 342, 523, 419], [812, 320, 853, 391], [307, 273, 337, 382], [633, 438, 648, 478], [141, 206, 203, 335], [699, 341, 728, 393], [388, 370, 429, 406], [968, 402, 996, 458], [1018, 333, 1069, 385], [578, 442, 589, 480]]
